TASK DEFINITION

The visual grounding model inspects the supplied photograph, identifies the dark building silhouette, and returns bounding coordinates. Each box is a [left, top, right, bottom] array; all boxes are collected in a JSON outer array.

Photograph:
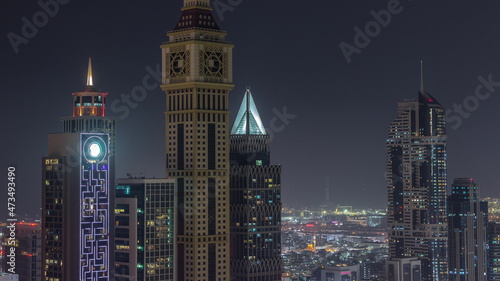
[[230, 89, 282, 281], [488, 222, 500, 281], [386, 67, 448, 281], [447, 178, 488, 281]]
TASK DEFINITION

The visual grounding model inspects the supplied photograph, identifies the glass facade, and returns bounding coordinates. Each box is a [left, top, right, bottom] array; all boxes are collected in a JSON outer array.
[[230, 91, 282, 281], [114, 179, 175, 281], [387, 88, 448, 281]]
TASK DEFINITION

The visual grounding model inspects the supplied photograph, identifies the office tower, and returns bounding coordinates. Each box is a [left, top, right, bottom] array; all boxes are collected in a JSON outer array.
[[114, 178, 176, 281], [387, 258, 422, 281], [160, 0, 233, 280], [230, 90, 282, 281], [488, 222, 500, 281], [1, 222, 42, 281], [61, 58, 117, 156], [386, 68, 448, 281], [448, 178, 488, 281], [42, 61, 114, 280]]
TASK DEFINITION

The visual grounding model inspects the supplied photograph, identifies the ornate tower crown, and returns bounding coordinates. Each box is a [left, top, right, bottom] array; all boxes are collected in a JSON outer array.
[[184, 0, 210, 8]]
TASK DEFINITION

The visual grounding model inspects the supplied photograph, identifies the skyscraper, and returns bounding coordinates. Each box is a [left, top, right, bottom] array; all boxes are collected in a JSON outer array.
[[42, 60, 114, 280], [160, 1, 233, 280], [114, 178, 176, 281], [447, 178, 488, 281], [1, 222, 42, 281], [386, 68, 448, 281], [488, 222, 500, 281], [230, 90, 282, 281]]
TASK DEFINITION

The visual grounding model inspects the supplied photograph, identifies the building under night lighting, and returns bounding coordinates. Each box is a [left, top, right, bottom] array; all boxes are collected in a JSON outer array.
[[488, 222, 500, 281], [230, 90, 282, 281], [41, 60, 114, 280], [386, 68, 448, 281], [447, 178, 488, 281], [114, 178, 176, 281], [160, 0, 233, 280], [1, 222, 42, 281]]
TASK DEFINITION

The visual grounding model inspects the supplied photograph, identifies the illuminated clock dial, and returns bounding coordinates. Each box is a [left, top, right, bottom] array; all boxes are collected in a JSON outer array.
[[83, 136, 107, 163], [89, 143, 101, 157]]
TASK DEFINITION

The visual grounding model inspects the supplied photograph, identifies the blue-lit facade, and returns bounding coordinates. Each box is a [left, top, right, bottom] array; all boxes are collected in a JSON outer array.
[[387, 79, 448, 281], [447, 178, 488, 281], [42, 61, 114, 281], [230, 90, 282, 281], [42, 133, 111, 281]]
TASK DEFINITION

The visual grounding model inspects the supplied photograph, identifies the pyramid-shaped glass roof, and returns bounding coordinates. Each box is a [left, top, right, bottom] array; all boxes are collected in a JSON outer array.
[[231, 89, 266, 135]]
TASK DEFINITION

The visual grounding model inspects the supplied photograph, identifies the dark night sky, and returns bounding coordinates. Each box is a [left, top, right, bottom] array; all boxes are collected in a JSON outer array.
[[2, 0, 500, 220]]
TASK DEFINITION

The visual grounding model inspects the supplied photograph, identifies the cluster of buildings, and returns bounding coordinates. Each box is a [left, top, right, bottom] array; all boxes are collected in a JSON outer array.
[[3, 0, 282, 280], [385, 75, 500, 281], [2, 1, 500, 281]]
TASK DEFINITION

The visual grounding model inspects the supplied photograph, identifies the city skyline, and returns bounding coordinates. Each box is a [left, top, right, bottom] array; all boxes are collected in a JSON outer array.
[[4, 1, 500, 220]]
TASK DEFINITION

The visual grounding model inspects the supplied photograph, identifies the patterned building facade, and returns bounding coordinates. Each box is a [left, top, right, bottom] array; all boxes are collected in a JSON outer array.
[[42, 61, 114, 280], [230, 90, 282, 281], [160, 1, 233, 280]]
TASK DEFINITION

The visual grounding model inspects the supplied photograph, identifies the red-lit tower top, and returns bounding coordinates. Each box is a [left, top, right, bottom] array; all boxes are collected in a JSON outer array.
[[72, 58, 108, 117]]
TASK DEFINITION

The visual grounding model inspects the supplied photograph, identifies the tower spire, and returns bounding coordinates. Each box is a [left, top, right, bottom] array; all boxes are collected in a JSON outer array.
[[87, 58, 93, 87]]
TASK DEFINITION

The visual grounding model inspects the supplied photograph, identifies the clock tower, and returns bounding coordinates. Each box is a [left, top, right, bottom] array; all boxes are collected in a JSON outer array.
[[161, 0, 233, 280]]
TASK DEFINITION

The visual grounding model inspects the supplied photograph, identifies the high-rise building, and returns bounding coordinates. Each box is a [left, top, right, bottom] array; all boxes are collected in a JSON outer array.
[[160, 1, 233, 280], [114, 178, 176, 281], [488, 222, 500, 281], [386, 68, 448, 281], [447, 178, 488, 281], [42, 60, 114, 280], [229, 90, 282, 281], [1, 222, 42, 281], [387, 258, 422, 281]]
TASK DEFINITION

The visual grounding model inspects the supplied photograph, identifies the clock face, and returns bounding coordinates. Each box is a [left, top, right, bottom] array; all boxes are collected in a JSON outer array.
[[89, 143, 101, 157], [202, 51, 224, 77], [83, 136, 107, 163], [170, 52, 187, 76]]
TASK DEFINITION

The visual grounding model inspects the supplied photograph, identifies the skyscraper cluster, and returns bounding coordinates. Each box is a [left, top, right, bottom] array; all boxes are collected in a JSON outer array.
[[11, 1, 498, 281], [386, 68, 492, 281], [39, 0, 282, 280]]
